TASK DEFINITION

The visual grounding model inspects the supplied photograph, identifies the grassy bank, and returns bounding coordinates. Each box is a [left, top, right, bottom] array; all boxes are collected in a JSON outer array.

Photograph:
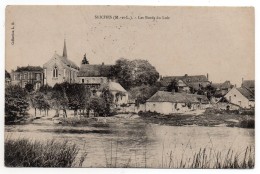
[[138, 109, 254, 128], [5, 139, 87, 167]]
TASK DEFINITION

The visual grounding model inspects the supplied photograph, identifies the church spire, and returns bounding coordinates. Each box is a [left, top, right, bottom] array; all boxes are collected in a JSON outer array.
[[63, 39, 67, 58]]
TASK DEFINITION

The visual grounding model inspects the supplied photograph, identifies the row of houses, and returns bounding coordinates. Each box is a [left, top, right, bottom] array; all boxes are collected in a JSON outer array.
[[6, 39, 255, 115]]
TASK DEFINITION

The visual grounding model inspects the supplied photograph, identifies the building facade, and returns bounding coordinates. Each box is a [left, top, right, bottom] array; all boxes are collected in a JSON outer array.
[[10, 66, 44, 90], [43, 40, 79, 87]]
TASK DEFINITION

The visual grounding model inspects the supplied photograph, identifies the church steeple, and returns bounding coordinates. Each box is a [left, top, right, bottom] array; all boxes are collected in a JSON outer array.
[[62, 39, 67, 58]]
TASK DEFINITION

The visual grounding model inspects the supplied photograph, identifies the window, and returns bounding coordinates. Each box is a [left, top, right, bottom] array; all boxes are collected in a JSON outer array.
[[24, 73, 27, 80], [36, 74, 40, 80], [63, 69, 66, 77], [53, 67, 58, 78], [82, 79, 85, 83], [101, 78, 104, 83]]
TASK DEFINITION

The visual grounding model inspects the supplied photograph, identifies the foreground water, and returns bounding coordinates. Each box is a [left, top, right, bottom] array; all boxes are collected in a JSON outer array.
[[5, 115, 254, 168]]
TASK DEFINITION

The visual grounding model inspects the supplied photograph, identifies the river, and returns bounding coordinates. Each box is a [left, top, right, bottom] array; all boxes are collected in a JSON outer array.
[[5, 115, 255, 168]]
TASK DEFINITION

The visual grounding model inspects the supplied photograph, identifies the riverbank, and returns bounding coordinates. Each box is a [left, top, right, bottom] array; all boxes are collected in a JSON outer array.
[[138, 109, 254, 128]]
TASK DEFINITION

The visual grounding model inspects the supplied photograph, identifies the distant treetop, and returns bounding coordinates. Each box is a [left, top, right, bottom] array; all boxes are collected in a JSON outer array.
[[81, 54, 89, 65]]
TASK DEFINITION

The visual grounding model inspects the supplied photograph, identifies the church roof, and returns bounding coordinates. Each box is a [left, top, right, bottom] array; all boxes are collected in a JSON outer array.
[[78, 64, 112, 77], [43, 53, 79, 70]]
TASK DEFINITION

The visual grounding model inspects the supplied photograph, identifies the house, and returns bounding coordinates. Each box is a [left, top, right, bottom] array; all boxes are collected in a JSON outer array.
[[212, 81, 233, 97], [146, 91, 210, 114], [224, 87, 254, 109], [43, 39, 79, 87], [241, 80, 254, 94], [99, 81, 128, 106], [159, 74, 210, 93], [77, 63, 112, 90], [10, 66, 44, 89]]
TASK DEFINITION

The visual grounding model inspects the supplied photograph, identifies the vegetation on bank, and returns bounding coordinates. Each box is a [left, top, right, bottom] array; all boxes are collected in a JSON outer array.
[[138, 108, 255, 128], [5, 139, 87, 167]]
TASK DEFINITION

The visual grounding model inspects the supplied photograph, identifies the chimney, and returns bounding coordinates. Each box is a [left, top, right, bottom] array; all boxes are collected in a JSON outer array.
[[102, 62, 104, 65], [184, 74, 188, 77], [207, 73, 209, 80]]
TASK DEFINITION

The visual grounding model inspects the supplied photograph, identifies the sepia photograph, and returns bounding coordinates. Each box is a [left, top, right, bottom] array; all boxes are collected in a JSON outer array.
[[4, 5, 255, 168]]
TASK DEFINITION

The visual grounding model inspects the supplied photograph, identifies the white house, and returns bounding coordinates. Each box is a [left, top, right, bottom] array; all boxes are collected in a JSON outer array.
[[146, 91, 210, 114], [224, 87, 255, 109], [99, 81, 128, 106]]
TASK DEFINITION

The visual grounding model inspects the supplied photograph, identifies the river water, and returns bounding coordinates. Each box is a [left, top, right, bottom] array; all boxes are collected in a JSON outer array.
[[5, 115, 254, 168]]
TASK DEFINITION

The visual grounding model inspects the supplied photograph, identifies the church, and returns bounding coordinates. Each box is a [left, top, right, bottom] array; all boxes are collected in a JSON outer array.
[[43, 40, 79, 87]]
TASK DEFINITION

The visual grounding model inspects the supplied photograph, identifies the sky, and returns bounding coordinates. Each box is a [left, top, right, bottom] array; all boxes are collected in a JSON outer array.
[[5, 6, 254, 86]]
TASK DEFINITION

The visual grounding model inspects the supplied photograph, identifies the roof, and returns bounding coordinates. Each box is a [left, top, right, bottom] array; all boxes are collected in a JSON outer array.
[[43, 53, 79, 70], [237, 87, 254, 101], [146, 91, 209, 104], [212, 81, 232, 90], [100, 81, 127, 93], [160, 75, 209, 87], [242, 80, 254, 90], [78, 64, 112, 77], [14, 66, 43, 72]]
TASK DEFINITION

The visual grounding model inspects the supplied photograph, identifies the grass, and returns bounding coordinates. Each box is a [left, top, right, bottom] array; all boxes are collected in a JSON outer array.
[[59, 117, 109, 128], [5, 138, 87, 167]]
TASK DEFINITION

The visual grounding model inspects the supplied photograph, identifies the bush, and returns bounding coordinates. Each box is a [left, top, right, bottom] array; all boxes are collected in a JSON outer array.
[[5, 139, 87, 167]]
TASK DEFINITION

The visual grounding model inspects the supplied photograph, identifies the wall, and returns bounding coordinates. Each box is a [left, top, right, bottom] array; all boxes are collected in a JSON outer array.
[[78, 76, 108, 84], [44, 58, 78, 87], [224, 88, 250, 108]]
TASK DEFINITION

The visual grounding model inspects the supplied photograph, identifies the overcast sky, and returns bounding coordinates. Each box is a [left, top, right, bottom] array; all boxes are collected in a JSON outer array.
[[5, 6, 254, 86]]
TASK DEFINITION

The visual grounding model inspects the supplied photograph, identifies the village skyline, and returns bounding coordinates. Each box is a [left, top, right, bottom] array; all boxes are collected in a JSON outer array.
[[6, 6, 254, 86]]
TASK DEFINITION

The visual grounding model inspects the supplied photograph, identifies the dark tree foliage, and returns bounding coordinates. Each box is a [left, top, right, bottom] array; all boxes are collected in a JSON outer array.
[[5, 70, 11, 78], [166, 78, 179, 92], [5, 85, 29, 124], [65, 84, 91, 116], [129, 85, 160, 105], [25, 83, 34, 93], [112, 58, 159, 90], [39, 85, 53, 94], [81, 54, 89, 64], [52, 83, 69, 118], [100, 87, 114, 115], [89, 97, 106, 117]]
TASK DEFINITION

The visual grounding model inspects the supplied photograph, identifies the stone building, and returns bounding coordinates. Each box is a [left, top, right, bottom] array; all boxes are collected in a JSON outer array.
[[43, 40, 79, 87], [77, 63, 112, 90], [10, 66, 43, 89]]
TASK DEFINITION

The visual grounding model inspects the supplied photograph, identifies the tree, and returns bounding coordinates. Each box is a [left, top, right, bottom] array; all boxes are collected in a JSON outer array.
[[5, 70, 11, 79], [65, 84, 91, 116], [25, 83, 34, 93], [5, 85, 29, 124], [129, 85, 159, 105], [166, 79, 179, 92], [112, 58, 159, 90], [100, 87, 114, 116], [52, 83, 69, 118], [89, 97, 105, 117], [81, 54, 89, 64]]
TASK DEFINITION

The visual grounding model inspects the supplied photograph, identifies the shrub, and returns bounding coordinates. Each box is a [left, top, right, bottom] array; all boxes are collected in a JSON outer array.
[[5, 139, 87, 167]]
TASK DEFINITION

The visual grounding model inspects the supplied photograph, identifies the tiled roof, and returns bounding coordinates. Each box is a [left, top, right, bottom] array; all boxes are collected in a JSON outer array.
[[78, 64, 112, 77], [100, 81, 127, 92], [212, 81, 232, 89], [147, 91, 209, 104], [242, 80, 254, 90], [237, 87, 254, 101], [15, 66, 43, 72], [160, 75, 208, 87]]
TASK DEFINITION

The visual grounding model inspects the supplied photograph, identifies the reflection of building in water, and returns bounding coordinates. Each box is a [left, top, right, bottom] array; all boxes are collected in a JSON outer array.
[[10, 66, 43, 90], [43, 39, 79, 87]]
